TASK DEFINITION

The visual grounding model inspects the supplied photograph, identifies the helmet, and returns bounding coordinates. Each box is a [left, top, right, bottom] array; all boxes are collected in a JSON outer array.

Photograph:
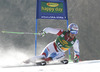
[[68, 23, 79, 34]]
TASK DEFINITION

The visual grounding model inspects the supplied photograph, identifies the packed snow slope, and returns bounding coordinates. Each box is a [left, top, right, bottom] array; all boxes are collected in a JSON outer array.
[[1, 60, 100, 72]]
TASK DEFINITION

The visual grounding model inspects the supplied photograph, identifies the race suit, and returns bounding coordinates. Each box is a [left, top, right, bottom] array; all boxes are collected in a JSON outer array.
[[41, 27, 80, 60]]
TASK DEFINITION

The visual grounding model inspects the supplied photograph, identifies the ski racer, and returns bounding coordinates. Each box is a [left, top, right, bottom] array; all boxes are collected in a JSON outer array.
[[24, 23, 80, 65]]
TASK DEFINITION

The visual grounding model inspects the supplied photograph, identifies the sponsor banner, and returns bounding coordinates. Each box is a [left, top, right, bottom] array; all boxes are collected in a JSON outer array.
[[41, 2, 63, 13], [36, 0, 68, 20]]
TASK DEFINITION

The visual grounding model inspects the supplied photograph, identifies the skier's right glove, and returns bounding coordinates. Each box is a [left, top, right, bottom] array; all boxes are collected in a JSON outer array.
[[39, 31, 46, 37], [73, 55, 79, 63]]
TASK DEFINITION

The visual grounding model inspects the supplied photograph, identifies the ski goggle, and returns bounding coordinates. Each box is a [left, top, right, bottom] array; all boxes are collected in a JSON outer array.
[[70, 30, 78, 34]]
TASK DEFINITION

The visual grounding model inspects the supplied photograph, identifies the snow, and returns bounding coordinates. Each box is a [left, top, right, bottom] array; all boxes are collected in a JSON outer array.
[[1, 60, 100, 72]]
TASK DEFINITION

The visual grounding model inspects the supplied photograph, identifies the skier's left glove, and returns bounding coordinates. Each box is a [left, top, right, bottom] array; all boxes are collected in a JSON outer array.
[[39, 31, 46, 37], [73, 55, 79, 63]]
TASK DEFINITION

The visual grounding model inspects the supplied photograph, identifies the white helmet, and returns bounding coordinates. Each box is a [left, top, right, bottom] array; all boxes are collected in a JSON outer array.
[[68, 23, 79, 34]]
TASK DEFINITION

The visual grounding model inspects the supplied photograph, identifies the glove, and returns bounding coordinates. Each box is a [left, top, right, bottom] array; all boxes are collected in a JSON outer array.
[[73, 55, 79, 63], [39, 31, 46, 37]]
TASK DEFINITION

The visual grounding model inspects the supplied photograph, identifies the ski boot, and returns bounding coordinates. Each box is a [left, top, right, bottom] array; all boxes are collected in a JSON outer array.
[[61, 59, 68, 64], [36, 61, 46, 66]]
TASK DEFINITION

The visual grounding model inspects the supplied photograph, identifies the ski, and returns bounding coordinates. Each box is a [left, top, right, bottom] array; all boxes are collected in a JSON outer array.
[[60, 59, 69, 64], [35, 59, 69, 66], [23, 56, 69, 66]]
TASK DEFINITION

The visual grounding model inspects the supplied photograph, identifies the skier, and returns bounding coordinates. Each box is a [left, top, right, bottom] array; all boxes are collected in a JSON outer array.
[[24, 23, 80, 65]]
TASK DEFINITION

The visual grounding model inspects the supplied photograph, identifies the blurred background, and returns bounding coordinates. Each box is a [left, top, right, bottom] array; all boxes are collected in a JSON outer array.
[[0, 0, 100, 64]]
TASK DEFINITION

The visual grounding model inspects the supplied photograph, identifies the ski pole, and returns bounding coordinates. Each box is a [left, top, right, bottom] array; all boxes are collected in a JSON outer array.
[[1, 31, 40, 35]]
